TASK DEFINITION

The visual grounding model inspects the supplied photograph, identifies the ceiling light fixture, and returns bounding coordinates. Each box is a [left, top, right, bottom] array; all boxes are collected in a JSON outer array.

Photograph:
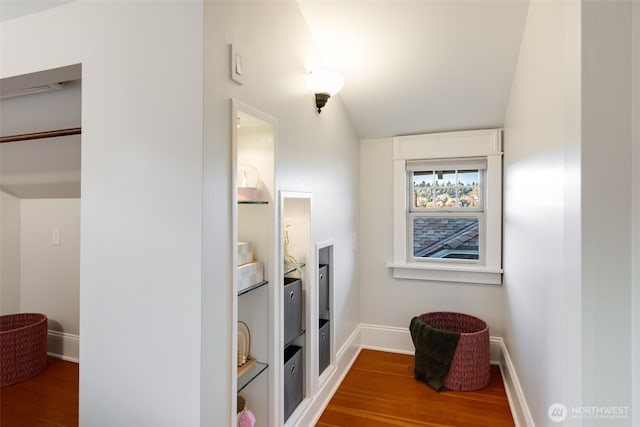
[[307, 70, 344, 114]]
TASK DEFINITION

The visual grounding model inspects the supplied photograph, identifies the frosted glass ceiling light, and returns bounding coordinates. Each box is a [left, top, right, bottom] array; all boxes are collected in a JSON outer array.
[[308, 70, 344, 114]]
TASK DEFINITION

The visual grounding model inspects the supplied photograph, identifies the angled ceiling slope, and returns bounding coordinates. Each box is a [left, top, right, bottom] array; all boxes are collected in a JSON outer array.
[[1, 65, 82, 199], [298, 0, 530, 138]]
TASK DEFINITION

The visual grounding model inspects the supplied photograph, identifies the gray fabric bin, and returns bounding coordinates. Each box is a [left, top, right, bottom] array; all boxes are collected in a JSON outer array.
[[319, 319, 330, 375], [284, 345, 303, 421], [318, 264, 329, 319], [283, 277, 303, 345]]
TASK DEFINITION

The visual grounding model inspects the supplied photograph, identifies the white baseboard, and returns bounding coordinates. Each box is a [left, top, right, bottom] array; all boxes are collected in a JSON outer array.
[[359, 322, 503, 364], [47, 330, 79, 363], [292, 324, 362, 427], [494, 337, 534, 427]]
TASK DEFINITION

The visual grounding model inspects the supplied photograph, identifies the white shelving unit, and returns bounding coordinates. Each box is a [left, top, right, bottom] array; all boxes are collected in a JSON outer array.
[[316, 241, 335, 387], [232, 100, 277, 427], [279, 192, 313, 427]]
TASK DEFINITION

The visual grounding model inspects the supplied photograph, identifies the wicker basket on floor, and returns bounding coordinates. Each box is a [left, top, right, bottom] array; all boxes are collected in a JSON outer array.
[[0, 313, 48, 387], [418, 311, 490, 391]]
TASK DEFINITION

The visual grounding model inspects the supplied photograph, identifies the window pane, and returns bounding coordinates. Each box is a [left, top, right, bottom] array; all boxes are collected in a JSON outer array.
[[434, 187, 456, 208], [412, 217, 479, 260], [411, 168, 481, 210], [457, 170, 479, 186], [413, 172, 433, 207], [435, 170, 456, 187], [458, 186, 480, 208]]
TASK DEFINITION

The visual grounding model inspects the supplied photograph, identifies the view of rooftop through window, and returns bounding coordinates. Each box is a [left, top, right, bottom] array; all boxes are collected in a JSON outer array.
[[412, 217, 480, 259]]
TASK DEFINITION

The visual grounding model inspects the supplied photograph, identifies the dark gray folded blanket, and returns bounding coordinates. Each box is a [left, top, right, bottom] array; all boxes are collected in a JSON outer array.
[[409, 316, 461, 391]]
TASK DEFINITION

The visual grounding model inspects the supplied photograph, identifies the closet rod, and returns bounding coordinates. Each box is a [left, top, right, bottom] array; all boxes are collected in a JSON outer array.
[[0, 127, 81, 143]]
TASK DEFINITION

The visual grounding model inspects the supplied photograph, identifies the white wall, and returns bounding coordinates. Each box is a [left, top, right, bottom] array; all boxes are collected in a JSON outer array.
[[0, 190, 21, 314], [633, 1, 640, 422], [359, 137, 504, 335], [503, 1, 582, 425], [581, 2, 633, 423], [505, 1, 636, 425], [1, 2, 204, 426], [20, 199, 79, 335], [202, 2, 360, 424]]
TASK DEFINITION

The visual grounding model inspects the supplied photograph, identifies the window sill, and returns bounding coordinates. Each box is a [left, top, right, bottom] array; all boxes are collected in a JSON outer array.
[[386, 262, 503, 285]]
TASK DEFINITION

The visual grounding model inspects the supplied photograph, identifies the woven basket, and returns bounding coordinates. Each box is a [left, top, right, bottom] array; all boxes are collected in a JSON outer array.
[[0, 313, 48, 387], [418, 311, 490, 391]]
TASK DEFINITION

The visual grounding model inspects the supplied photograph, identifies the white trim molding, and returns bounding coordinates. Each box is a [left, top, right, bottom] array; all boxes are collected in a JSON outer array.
[[359, 323, 502, 364], [292, 325, 362, 427], [390, 129, 503, 285], [47, 330, 79, 363], [494, 337, 534, 427]]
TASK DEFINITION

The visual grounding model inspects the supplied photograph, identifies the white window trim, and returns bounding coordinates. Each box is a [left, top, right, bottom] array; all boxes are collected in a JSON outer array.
[[387, 129, 503, 285]]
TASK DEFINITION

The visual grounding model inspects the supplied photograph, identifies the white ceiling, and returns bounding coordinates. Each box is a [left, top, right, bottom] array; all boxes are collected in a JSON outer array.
[[0, 0, 72, 22], [0, 1, 529, 199], [298, 0, 529, 138]]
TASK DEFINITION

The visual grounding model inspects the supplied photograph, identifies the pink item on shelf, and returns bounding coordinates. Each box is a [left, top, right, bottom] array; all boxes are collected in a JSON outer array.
[[237, 187, 258, 201], [238, 409, 256, 427]]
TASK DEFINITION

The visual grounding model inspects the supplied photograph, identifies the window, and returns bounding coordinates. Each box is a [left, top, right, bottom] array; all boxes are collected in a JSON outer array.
[[409, 160, 485, 262], [389, 130, 503, 285]]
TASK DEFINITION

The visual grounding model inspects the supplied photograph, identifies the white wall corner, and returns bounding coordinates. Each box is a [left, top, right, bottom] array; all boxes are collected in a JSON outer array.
[[47, 330, 79, 363]]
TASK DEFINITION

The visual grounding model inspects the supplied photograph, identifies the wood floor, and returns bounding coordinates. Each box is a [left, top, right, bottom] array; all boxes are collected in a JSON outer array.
[[0, 357, 78, 427], [0, 351, 512, 427], [317, 349, 514, 427]]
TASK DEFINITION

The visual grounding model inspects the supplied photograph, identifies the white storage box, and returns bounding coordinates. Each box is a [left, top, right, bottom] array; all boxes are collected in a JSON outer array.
[[237, 261, 264, 292], [237, 242, 254, 266]]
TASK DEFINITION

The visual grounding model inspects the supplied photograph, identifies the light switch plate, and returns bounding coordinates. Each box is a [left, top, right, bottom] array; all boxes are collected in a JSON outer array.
[[52, 228, 61, 245], [230, 44, 243, 85]]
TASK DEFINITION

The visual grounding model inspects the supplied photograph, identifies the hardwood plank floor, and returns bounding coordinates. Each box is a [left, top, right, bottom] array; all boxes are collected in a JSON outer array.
[[0, 351, 512, 427], [316, 349, 514, 427], [1, 357, 78, 427]]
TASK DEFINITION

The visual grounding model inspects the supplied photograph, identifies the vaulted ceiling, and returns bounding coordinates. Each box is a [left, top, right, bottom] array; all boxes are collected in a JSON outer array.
[[0, 1, 529, 199], [0, 65, 81, 198], [298, 0, 529, 138]]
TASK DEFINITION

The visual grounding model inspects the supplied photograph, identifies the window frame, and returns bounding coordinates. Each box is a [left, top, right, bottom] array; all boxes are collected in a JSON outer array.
[[388, 129, 503, 285], [407, 161, 485, 264]]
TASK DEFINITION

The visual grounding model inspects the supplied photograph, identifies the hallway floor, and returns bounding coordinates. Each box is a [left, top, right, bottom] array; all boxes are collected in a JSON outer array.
[[317, 349, 514, 427]]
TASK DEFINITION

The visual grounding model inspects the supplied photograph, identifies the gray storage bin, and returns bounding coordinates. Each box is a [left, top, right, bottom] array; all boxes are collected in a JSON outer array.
[[284, 345, 303, 421], [283, 277, 303, 345], [319, 319, 330, 375], [318, 264, 329, 319]]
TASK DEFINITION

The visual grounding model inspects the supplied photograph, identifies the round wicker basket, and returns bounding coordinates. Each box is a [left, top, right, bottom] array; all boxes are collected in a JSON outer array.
[[418, 311, 490, 391], [0, 313, 48, 387]]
